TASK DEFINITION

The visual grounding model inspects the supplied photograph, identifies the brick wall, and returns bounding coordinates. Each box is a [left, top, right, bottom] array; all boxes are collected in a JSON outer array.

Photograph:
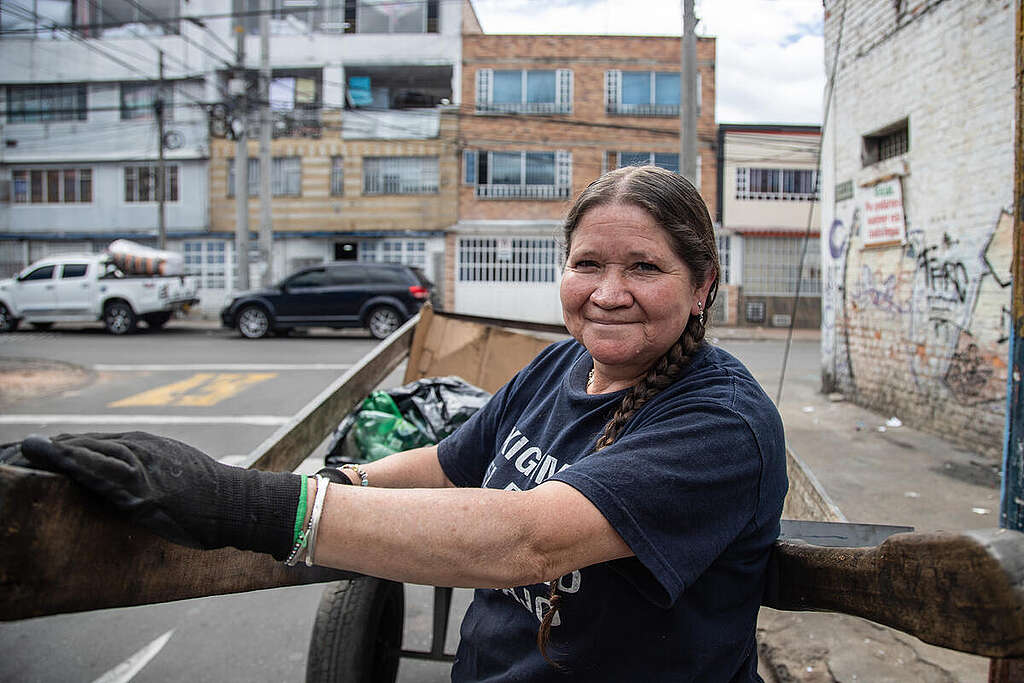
[[820, 0, 1015, 457], [459, 34, 717, 220]]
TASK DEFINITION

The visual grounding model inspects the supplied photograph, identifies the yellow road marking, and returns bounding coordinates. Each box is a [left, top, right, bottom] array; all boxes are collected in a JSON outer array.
[[109, 373, 277, 408], [176, 373, 277, 407]]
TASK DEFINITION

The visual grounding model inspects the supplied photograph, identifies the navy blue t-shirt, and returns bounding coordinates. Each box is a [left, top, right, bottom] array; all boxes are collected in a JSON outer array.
[[438, 339, 787, 682]]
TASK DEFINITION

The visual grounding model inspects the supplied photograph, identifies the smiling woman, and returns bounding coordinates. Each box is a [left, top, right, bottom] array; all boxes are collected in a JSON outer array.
[[17, 166, 788, 683]]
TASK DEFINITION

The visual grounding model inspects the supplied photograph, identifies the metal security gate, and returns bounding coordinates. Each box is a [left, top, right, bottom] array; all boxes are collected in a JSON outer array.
[[454, 237, 563, 324]]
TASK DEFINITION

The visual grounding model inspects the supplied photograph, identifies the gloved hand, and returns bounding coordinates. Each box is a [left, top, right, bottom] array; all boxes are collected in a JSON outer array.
[[20, 432, 301, 560]]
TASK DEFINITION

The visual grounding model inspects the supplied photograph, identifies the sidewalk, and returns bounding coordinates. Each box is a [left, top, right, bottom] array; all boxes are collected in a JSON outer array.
[[757, 333, 1001, 682]]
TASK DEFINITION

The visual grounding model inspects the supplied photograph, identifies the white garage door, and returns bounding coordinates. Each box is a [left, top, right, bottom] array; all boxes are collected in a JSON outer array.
[[455, 237, 563, 324]]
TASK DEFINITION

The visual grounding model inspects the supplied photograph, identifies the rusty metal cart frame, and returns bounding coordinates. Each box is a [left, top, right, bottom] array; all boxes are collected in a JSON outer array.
[[2, 308, 1023, 681]]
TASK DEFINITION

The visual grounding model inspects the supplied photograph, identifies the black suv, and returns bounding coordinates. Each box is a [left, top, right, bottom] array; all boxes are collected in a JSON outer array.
[[221, 262, 433, 339]]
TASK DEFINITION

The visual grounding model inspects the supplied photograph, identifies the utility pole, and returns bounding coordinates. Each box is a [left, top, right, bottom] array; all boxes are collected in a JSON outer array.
[[234, 24, 251, 291], [680, 0, 697, 184], [155, 50, 167, 249], [258, 0, 273, 287]]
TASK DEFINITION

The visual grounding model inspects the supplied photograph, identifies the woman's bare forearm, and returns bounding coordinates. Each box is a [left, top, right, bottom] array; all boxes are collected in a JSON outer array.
[[339, 445, 454, 489]]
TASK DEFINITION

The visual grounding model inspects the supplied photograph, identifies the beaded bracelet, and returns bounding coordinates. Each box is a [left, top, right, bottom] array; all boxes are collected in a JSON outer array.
[[341, 463, 369, 487]]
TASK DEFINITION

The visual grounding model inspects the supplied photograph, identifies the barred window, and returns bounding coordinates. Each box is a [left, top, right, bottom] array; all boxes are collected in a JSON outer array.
[[184, 240, 228, 290], [470, 150, 572, 200], [330, 157, 344, 196], [125, 165, 179, 202], [362, 156, 439, 195], [735, 167, 818, 201], [742, 236, 821, 296], [7, 84, 87, 123], [476, 69, 572, 114], [863, 120, 909, 166], [605, 71, 699, 117], [12, 168, 92, 204], [458, 238, 559, 283], [717, 234, 730, 285], [228, 157, 302, 197]]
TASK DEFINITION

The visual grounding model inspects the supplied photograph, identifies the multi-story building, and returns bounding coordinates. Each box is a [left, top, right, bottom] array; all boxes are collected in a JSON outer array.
[[0, 0, 480, 312], [453, 33, 716, 323], [0, 1, 212, 278], [819, 0, 1014, 458], [716, 123, 821, 328]]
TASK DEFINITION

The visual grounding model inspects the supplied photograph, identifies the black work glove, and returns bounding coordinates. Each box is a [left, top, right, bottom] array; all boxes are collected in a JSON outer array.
[[20, 432, 301, 561]]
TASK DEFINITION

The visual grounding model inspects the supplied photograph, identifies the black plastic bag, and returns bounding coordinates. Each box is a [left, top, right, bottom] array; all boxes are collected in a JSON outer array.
[[325, 376, 491, 465]]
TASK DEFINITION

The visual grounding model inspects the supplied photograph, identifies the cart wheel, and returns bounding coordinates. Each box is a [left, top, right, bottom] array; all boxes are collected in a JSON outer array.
[[306, 578, 404, 683]]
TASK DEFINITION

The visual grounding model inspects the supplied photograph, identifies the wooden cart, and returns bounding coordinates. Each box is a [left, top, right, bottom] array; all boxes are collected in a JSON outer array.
[[2, 307, 1022, 681]]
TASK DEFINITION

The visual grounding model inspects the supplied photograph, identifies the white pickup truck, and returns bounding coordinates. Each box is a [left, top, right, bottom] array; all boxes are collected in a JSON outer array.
[[0, 254, 199, 334]]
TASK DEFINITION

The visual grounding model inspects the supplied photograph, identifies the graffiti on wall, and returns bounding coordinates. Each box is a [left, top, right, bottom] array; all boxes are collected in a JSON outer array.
[[822, 204, 1013, 407]]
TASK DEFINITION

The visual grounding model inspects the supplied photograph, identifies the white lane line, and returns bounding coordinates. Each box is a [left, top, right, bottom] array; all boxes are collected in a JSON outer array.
[[92, 629, 174, 683], [93, 363, 352, 371], [0, 415, 291, 426]]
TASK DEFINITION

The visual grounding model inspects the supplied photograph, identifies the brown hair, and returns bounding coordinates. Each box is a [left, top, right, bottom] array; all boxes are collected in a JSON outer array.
[[537, 165, 721, 664]]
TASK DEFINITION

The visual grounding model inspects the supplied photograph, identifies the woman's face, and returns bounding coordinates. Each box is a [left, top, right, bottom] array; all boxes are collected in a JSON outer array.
[[560, 203, 709, 377]]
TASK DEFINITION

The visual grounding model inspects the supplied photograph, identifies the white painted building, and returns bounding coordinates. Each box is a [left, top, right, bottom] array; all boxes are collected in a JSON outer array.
[[0, 0, 477, 314], [716, 124, 822, 328], [819, 0, 1015, 457]]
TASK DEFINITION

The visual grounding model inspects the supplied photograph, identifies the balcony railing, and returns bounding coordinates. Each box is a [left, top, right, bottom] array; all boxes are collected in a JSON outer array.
[[606, 103, 680, 117], [476, 102, 571, 115], [475, 184, 570, 200]]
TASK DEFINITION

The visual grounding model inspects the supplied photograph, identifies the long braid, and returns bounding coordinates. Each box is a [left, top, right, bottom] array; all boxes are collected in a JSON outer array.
[[538, 316, 708, 661]]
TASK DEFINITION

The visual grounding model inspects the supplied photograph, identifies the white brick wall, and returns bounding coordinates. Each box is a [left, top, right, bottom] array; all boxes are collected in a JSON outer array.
[[820, 0, 1015, 457]]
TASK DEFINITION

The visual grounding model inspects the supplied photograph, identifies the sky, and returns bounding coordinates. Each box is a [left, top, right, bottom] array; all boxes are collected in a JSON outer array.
[[469, 0, 825, 126]]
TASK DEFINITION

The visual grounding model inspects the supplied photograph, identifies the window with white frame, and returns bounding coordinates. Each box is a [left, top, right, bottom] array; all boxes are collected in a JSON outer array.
[[6, 84, 87, 122], [121, 82, 171, 121], [356, 0, 430, 33], [124, 165, 178, 202], [717, 234, 730, 285], [12, 168, 92, 204], [458, 238, 559, 283], [330, 157, 344, 196], [228, 157, 302, 197], [735, 168, 819, 201], [244, 0, 439, 34], [362, 157, 438, 195], [463, 150, 572, 200], [359, 239, 427, 268], [475, 69, 572, 114], [605, 71, 699, 117], [184, 240, 228, 290], [742, 236, 821, 296], [612, 151, 680, 174]]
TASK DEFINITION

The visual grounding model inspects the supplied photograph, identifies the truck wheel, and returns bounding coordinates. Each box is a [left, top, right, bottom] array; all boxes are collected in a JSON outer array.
[[104, 301, 137, 335], [0, 304, 19, 332], [306, 578, 404, 683], [366, 306, 402, 340], [144, 312, 172, 330], [237, 305, 271, 339]]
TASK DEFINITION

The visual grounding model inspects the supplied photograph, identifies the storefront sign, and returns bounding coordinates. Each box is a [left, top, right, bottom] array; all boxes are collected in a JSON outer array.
[[862, 178, 906, 246]]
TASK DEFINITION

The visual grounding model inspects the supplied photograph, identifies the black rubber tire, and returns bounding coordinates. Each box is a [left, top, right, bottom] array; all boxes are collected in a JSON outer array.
[[306, 578, 404, 683], [30, 322, 54, 331], [365, 306, 402, 340], [0, 304, 19, 332], [236, 305, 271, 339], [144, 312, 172, 329], [103, 300, 137, 335]]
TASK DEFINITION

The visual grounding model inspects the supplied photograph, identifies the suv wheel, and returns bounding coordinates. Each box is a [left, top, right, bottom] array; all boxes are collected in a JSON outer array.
[[104, 301, 137, 335], [237, 305, 271, 339], [366, 306, 401, 340], [0, 304, 19, 332]]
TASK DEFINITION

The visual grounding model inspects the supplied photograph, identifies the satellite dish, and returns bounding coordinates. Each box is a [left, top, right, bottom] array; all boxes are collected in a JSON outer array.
[[162, 130, 185, 150]]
